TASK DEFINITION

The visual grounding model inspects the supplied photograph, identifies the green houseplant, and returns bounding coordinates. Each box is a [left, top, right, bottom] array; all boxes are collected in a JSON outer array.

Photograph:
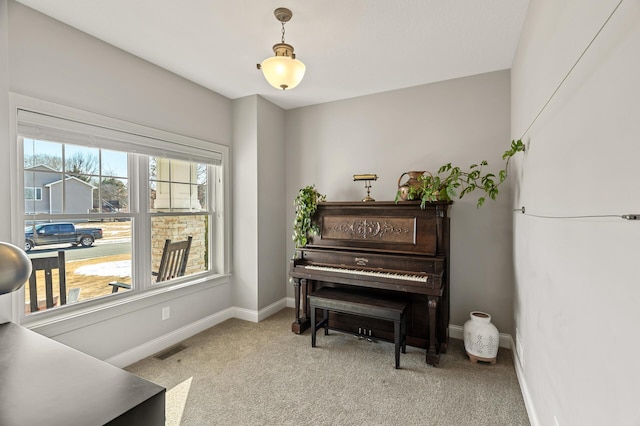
[[399, 139, 525, 208], [292, 185, 326, 250]]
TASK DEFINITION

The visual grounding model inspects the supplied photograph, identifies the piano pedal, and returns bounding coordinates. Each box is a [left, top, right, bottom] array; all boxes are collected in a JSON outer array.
[[353, 328, 377, 342], [367, 329, 377, 343]]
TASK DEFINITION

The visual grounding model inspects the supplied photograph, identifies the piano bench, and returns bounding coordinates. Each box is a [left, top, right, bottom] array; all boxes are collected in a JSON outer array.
[[309, 287, 408, 369]]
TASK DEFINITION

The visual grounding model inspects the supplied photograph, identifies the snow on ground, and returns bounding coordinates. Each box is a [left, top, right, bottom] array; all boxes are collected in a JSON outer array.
[[74, 260, 131, 277]]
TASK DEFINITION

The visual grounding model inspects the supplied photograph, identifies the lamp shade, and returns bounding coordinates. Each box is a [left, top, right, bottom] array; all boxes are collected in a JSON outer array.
[[0, 242, 32, 295], [259, 55, 306, 90]]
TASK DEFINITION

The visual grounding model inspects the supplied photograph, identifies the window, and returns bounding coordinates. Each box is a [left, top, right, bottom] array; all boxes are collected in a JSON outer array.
[[16, 105, 229, 318], [149, 158, 213, 279], [24, 187, 42, 201]]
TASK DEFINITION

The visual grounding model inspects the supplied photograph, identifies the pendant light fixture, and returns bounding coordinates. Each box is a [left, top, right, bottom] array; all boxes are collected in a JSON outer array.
[[257, 7, 306, 90]]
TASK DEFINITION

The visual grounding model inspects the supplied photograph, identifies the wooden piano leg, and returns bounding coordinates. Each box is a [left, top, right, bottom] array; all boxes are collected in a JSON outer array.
[[291, 278, 310, 334], [426, 295, 440, 367]]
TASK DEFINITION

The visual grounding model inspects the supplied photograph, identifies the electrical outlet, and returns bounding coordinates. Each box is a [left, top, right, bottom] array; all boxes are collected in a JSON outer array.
[[162, 306, 170, 320], [516, 327, 524, 369], [554, 415, 560, 426]]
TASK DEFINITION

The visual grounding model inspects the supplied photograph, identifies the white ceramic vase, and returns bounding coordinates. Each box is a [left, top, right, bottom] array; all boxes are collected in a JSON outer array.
[[463, 311, 499, 364]]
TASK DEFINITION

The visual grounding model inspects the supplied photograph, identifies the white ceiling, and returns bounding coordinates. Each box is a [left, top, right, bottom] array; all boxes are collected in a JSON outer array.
[[15, 0, 530, 110]]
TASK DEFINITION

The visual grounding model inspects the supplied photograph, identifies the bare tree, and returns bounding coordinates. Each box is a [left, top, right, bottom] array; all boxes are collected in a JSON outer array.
[[66, 152, 98, 182], [24, 153, 62, 170]]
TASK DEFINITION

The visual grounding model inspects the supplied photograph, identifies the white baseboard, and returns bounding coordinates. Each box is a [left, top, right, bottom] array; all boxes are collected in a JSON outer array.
[[286, 296, 295, 308], [232, 306, 258, 323], [234, 298, 290, 323], [450, 326, 537, 426], [257, 298, 288, 321], [510, 335, 539, 426], [448, 324, 512, 349], [107, 299, 290, 368], [105, 307, 235, 368]]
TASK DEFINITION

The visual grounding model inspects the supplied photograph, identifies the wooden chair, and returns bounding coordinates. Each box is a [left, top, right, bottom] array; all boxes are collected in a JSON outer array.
[[109, 236, 193, 293], [153, 236, 193, 282], [28, 251, 67, 313]]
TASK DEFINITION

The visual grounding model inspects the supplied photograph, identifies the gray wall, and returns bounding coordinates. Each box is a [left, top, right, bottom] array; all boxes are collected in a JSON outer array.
[[232, 96, 259, 311], [256, 97, 287, 310], [285, 70, 515, 334], [8, 1, 229, 144], [3, 0, 235, 362], [232, 95, 287, 314], [511, 0, 640, 425], [0, 0, 12, 321]]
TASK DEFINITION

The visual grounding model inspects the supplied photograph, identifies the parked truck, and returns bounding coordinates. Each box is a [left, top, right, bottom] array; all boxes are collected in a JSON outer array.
[[25, 222, 103, 252]]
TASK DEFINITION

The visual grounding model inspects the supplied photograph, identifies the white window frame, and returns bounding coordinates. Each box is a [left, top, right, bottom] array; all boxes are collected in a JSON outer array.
[[9, 94, 231, 328]]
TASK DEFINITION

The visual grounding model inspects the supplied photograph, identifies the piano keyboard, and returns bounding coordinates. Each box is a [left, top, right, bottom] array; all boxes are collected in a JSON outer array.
[[304, 265, 429, 282]]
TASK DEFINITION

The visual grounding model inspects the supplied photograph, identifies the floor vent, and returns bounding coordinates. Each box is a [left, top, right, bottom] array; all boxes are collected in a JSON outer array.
[[154, 344, 187, 360]]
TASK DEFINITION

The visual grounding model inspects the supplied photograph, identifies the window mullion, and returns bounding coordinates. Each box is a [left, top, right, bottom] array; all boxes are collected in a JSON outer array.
[[61, 144, 65, 214], [131, 154, 152, 290]]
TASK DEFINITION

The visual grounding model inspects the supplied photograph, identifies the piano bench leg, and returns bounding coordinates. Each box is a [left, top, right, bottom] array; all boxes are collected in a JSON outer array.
[[401, 315, 407, 354], [394, 319, 401, 369], [311, 306, 317, 347], [311, 307, 330, 348], [323, 309, 329, 335], [393, 313, 409, 369]]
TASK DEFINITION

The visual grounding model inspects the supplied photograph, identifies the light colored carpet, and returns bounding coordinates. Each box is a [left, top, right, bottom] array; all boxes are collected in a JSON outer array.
[[126, 308, 530, 425]]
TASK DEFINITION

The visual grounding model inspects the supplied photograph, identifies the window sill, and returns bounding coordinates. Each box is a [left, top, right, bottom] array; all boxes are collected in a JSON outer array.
[[23, 273, 231, 338]]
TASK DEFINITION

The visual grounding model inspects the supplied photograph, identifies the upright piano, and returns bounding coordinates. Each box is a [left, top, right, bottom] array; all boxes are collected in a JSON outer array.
[[289, 200, 451, 366]]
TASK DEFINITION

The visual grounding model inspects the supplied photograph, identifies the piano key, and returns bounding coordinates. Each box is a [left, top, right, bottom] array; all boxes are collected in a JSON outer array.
[[304, 264, 430, 282]]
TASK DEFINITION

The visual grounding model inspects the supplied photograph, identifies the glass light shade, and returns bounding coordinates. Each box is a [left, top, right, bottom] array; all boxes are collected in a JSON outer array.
[[0, 242, 32, 295], [260, 55, 306, 90]]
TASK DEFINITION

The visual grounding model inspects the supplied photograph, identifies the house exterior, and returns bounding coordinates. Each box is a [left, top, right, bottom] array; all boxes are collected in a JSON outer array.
[[24, 164, 95, 214]]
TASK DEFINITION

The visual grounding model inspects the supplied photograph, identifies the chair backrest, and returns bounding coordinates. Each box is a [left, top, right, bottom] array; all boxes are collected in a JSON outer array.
[[155, 236, 193, 282], [28, 251, 66, 313]]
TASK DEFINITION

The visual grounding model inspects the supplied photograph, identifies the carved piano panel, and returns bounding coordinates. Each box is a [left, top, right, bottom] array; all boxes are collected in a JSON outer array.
[[307, 201, 446, 256], [290, 200, 451, 367]]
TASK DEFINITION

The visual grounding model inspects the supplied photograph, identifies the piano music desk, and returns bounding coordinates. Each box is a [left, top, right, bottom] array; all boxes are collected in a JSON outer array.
[[309, 287, 407, 369]]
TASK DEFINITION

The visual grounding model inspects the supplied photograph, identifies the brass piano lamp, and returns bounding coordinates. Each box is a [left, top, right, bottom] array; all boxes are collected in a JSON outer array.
[[353, 174, 378, 202]]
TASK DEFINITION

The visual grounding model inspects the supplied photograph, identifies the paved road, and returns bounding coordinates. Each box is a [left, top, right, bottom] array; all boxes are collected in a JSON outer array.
[[27, 241, 131, 261]]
